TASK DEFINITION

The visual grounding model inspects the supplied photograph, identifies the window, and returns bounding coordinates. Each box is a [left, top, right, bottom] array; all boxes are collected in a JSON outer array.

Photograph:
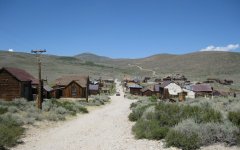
[[71, 84, 77, 96]]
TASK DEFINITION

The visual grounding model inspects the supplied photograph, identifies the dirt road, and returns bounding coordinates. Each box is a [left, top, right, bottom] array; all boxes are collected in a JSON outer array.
[[128, 64, 157, 77], [13, 81, 173, 150]]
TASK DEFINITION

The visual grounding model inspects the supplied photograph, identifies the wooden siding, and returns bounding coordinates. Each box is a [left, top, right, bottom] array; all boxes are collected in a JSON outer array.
[[142, 90, 154, 96], [130, 88, 142, 95], [0, 70, 32, 100], [63, 81, 86, 98]]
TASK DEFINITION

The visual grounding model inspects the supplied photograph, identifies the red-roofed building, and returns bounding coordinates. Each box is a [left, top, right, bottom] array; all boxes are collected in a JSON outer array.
[[0, 67, 38, 100]]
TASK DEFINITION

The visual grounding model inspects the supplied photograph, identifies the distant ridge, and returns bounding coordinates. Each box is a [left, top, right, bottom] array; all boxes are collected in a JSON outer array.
[[74, 52, 112, 63], [0, 50, 240, 83]]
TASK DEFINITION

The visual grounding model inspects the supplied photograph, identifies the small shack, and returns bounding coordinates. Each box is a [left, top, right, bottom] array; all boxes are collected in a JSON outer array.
[[164, 83, 183, 99], [190, 84, 213, 98], [0, 67, 38, 101], [53, 76, 89, 98], [89, 84, 99, 95], [128, 84, 142, 95]]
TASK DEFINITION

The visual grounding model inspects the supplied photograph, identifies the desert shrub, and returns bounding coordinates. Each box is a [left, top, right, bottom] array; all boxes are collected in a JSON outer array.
[[165, 129, 200, 150], [8, 106, 19, 113], [228, 111, 240, 127], [0, 106, 7, 114], [0, 114, 24, 148], [128, 103, 153, 121], [172, 119, 239, 147], [132, 119, 169, 140], [149, 95, 157, 102]]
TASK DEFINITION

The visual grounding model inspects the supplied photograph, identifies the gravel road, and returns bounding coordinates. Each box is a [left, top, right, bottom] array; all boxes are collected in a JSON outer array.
[[13, 81, 175, 150], [12, 81, 238, 150]]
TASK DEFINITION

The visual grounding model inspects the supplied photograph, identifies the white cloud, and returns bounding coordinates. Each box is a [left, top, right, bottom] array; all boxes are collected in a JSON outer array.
[[200, 44, 239, 52], [8, 49, 14, 52]]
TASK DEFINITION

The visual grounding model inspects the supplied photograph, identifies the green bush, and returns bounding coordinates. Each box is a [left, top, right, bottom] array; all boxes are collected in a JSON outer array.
[[149, 95, 158, 102], [128, 104, 152, 121], [0, 114, 24, 148], [132, 120, 169, 140], [173, 119, 239, 147], [0, 107, 7, 114], [228, 111, 240, 127], [165, 129, 200, 150]]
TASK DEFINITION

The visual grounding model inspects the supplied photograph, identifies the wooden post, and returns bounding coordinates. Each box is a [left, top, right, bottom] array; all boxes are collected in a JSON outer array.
[[31, 49, 46, 109]]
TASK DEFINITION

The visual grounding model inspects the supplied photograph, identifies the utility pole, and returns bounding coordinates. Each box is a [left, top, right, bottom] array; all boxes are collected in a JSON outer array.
[[31, 49, 46, 109]]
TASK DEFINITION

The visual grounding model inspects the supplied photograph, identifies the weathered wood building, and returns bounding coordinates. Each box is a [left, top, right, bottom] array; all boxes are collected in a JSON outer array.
[[53, 76, 89, 98], [0, 67, 38, 101], [89, 84, 99, 95]]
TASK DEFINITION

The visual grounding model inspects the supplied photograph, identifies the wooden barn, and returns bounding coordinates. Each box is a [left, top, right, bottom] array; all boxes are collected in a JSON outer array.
[[53, 76, 89, 98], [0, 67, 38, 101]]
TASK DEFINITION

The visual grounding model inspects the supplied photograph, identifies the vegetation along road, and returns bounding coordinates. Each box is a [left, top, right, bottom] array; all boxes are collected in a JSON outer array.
[[13, 81, 174, 150]]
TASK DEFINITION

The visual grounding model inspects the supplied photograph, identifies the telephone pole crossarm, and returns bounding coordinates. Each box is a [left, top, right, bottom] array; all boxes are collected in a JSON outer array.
[[31, 49, 46, 109]]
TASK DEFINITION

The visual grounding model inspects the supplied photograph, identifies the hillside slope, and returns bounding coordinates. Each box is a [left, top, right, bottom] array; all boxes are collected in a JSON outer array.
[[1, 50, 239, 83]]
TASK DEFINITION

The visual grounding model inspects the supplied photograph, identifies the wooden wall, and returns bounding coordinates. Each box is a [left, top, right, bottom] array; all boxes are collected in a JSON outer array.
[[63, 82, 86, 98], [0, 70, 32, 100], [130, 88, 142, 95]]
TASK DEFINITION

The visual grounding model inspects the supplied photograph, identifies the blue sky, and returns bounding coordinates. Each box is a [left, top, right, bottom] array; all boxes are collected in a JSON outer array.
[[0, 0, 239, 58]]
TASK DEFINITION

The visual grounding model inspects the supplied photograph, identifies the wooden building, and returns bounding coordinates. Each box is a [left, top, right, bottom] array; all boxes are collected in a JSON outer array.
[[53, 76, 89, 98], [128, 84, 142, 95], [89, 84, 99, 95], [190, 84, 213, 98], [0, 67, 38, 101], [141, 87, 154, 96]]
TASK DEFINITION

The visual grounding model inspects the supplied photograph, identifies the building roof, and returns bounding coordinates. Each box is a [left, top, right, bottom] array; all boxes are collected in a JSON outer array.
[[44, 85, 53, 92], [1, 67, 38, 84], [141, 85, 155, 92], [190, 84, 212, 92], [89, 84, 99, 90], [55, 76, 88, 87], [164, 83, 182, 95], [160, 81, 171, 88], [128, 83, 142, 89]]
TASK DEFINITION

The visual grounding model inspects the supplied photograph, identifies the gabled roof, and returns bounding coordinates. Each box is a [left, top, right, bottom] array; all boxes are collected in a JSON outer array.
[[1, 67, 38, 84], [160, 81, 171, 88], [141, 85, 154, 92], [190, 84, 212, 92], [44, 85, 53, 92], [89, 84, 99, 90], [55, 76, 88, 87], [164, 83, 182, 95]]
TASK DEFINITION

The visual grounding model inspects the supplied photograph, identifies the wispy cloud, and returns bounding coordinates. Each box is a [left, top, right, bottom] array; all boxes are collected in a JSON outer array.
[[200, 44, 239, 52]]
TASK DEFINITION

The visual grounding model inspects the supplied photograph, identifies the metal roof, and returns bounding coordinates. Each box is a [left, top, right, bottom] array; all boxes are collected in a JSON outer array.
[[1, 67, 38, 84]]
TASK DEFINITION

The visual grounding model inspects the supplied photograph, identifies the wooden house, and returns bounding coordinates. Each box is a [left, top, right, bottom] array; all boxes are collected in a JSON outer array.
[[159, 81, 171, 98], [128, 84, 142, 95], [141, 86, 154, 96], [164, 83, 183, 99], [53, 76, 89, 98], [141, 84, 160, 97], [190, 84, 213, 98], [0, 67, 38, 101], [89, 84, 99, 95]]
